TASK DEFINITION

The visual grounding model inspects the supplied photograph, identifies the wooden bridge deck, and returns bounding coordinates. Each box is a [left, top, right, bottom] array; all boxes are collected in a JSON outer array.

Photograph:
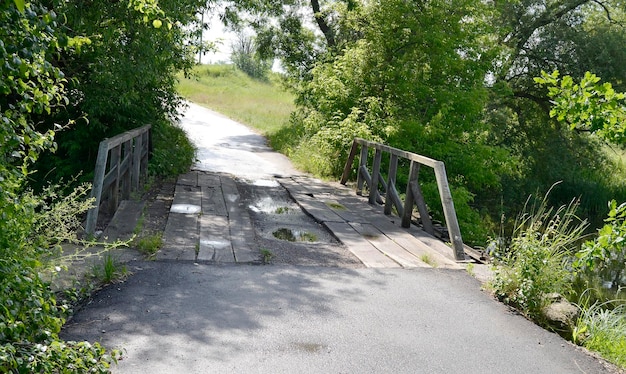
[[159, 171, 464, 270]]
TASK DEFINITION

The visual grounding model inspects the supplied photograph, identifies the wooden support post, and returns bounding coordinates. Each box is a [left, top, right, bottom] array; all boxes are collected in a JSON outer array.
[[385, 154, 399, 216], [340, 139, 359, 185], [401, 161, 418, 228], [410, 179, 434, 235], [433, 161, 465, 261], [85, 141, 110, 234], [109, 145, 121, 213], [369, 149, 382, 204], [132, 134, 143, 191], [121, 140, 132, 200], [356, 144, 368, 195]]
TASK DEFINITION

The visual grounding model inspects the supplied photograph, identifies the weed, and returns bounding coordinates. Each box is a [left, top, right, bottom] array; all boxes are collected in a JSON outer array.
[[466, 262, 475, 276], [420, 254, 438, 268], [92, 251, 128, 284], [325, 201, 347, 211], [134, 233, 163, 257], [261, 249, 274, 264], [275, 206, 291, 214]]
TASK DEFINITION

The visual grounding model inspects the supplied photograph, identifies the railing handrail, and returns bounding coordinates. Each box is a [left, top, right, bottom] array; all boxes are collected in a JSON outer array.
[[341, 137, 466, 261], [85, 125, 151, 235]]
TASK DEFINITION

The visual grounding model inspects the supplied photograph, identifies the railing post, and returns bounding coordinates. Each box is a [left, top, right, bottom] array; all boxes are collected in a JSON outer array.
[[85, 140, 110, 235], [109, 144, 121, 213], [356, 143, 368, 195], [409, 172, 434, 235], [401, 161, 418, 228], [132, 134, 143, 191], [340, 139, 359, 185], [122, 140, 132, 200], [433, 161, 465, 261], [384, 153, 404, 217], [369, 149, 382, 204]]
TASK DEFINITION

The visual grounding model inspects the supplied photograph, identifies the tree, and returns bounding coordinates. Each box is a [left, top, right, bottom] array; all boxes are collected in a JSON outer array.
[[231, 32, 271, 79], [32, 0, 206, 185]]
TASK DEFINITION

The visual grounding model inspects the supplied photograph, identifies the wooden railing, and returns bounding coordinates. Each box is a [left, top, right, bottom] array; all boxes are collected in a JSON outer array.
[[85, 125, 151, 235], [340, 138, 465, 261]]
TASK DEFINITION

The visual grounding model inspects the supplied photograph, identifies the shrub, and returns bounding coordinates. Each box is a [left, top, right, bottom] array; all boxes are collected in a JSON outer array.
[[575, 200, 626, 289], [489, 191, 588, 320], [149, 119, 197, 177]]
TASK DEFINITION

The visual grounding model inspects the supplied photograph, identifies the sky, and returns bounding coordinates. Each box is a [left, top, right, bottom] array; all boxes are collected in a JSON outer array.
[[198, 10, 236, 64]]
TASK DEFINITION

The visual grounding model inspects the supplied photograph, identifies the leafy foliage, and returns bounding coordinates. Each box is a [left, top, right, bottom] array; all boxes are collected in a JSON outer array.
[[32, 0, 205, 185], [575, 200, 626, 289], [536, 70, 626, 145]]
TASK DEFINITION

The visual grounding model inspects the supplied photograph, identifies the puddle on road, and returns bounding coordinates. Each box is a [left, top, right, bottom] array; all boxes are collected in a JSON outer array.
[[237, 179, 338, 245], [170, 204, 201, 214], [272, 228, 319, 243]]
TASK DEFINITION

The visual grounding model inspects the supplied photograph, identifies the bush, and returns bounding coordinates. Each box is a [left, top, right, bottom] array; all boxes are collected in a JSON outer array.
[[489, 191, 588, 320], [149, 119, 197, 177], [575, 200, 626, 289]]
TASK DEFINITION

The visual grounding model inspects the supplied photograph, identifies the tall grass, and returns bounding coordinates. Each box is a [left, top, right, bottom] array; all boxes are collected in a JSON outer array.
[[177, 64, 295, 137], [575, 296, 626, 368], [490, 187, 589, 321]]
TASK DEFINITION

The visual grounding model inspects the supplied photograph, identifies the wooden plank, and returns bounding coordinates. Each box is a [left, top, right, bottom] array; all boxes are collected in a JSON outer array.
[[324, 221, 400, 268], [349, 222, 426, 268], [198, 215, 234, 262], [172, 184, 201, 207], [159, 212, 198, 261], [353, 138, 440, 169], [177, 171, 198, 187], [221, 176, 259, 263], [364, 215, 461, 269], [197, 172, 222, 187], [201, 186, 227, 216], [278, 177, 308, 196], [318, 197, 369, 224], [384, 154, 399, 216], [292, 193, 345, 223], [131, 134, 142, 191]]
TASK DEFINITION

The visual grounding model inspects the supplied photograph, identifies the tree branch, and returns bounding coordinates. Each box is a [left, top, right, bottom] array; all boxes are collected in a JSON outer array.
[[310, 0, 335, 48]]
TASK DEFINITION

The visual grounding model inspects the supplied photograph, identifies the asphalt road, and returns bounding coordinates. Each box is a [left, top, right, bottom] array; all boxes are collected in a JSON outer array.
[[60, 103, 616, 373]]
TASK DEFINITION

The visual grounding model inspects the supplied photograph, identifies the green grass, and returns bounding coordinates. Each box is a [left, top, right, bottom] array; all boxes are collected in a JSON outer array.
[[575, 300, 626, 369], [177, 64, 296, 136]]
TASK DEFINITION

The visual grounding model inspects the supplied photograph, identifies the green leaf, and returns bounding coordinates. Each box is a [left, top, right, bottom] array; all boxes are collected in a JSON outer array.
[[13, 0, 25, 13]]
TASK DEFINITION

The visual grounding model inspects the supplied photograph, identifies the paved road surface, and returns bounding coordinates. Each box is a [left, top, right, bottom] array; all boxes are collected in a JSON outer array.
[[61, 103, 616, 373]]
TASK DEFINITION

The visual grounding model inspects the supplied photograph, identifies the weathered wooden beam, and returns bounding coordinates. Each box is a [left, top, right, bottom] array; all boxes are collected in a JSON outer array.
[[340, 139, 359, 185], [384, 154, 403, 216], [401, 161, 418, 228], [369, 149, 382, 204], [433, 161, 465, 261], [132, 134, 143, 191], [356, 144, 368, 195], [410, 180, 434, 235]]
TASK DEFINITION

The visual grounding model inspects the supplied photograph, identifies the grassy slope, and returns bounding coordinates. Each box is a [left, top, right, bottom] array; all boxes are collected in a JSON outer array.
[[177, 64, 295, 136]]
